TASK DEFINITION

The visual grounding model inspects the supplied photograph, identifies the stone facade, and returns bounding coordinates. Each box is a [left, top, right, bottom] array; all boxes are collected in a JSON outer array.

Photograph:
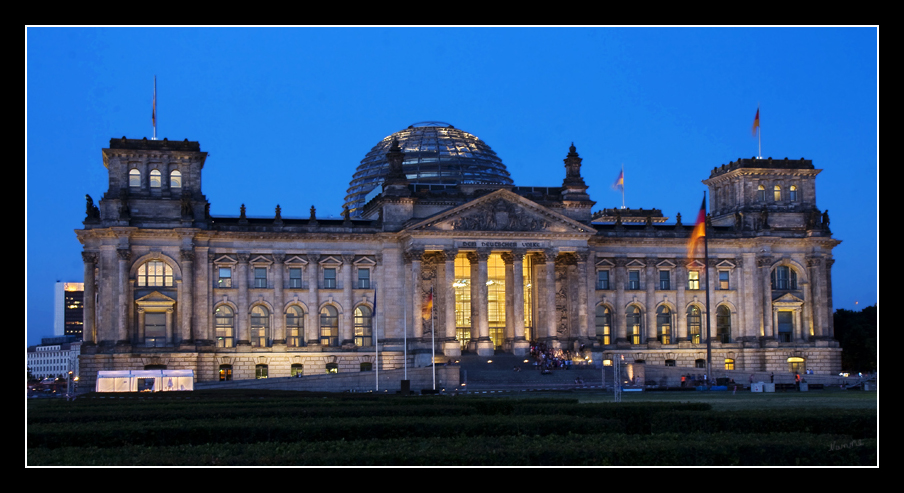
[[76, 131, 841, 390]]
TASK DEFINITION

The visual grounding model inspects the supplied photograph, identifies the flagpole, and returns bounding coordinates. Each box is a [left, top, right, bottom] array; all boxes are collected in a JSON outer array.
[[703, 191, 713, 387], [621, 164, 625, 209], [431, 287, 436, 391], [152, 76, 157, 141], [757, 103, 761, 159]]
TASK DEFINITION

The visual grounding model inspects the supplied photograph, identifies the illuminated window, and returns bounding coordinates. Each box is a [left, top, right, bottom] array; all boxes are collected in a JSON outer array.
[[656, 306, 671, 344], [595, 305, 611, 345], [687, 306, 701, 344], [320, 305, 339, 346], [250, 305, 270, 347], [354, 305, 373, 347], [627, 306, 642, 344], [487, 254, 506, 349], [215, 305, 234, 348], [255, 364, 268, 379], [129, 169, 141, 187], [454, 253, 471, 349], [150, 169, 161, 188], [789, 185, 797, 201], [757, 185, 766, 201], [326, 362, 338, 374], [219, 364, 233, 381], [137, 261, 174, 287], [719, 270, 730, 290], [773, 185, 782, 201], [286, 306, 304, 347], [725, 358, 735, 370], [170, 170, 182, 188], [291, 364, 303, 377], [787, 357, 805, 373], [688, 270, 700, 290]]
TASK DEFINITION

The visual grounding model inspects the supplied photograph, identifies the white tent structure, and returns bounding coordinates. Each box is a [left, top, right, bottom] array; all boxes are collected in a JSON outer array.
[[95, 370, 194, 392]]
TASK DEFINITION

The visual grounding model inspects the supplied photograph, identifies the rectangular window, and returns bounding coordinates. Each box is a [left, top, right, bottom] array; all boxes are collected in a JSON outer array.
[[289, 267, 303, 288], [659, 270, 670, 290], [719, 271, 730, 290], [254, 267, 267, 288], [628, 270, 640, 290], [358, 268, 370, 289], [217, 267, 232, 288], [597, 270, 609, 290], [777, 310, 793, 342], [145, 312, 166, 347], [323, 268, 337, 289], [688, 271, 700, 290]]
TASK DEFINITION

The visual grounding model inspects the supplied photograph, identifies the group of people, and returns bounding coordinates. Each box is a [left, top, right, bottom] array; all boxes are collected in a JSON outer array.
[[530, 343, 577, 371]]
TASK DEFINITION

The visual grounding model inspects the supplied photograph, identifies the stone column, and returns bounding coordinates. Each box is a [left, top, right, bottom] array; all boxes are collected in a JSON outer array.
[[165, 307, 174, 345], [825, 258, 836, 339], [511, 250, 529, 356], [137, 307, 146, 343], [501, 252, 515, 348], [306, 253, 320, 345], [194, 247, 210, 344], [575, 251, 590, 343], [235, 253, 250, 346], [179, 249, 194, 346], [81, 252, 97, 345], [341, 254, 355, 346], [544, 249, 558, 347], [532, 253, 547, 342], [442, 250, 460, 357], [409, 249, 424, 340], [475, 250, 493, 356], [466, 252, 480, 349], [117, 248, 131, 344], [645, 258, 657, 344], [807, 256, 823, 340], [272, 254, 286, 346]]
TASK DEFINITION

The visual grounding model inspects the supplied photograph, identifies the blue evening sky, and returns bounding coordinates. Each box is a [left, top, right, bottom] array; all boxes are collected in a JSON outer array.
[[25, 27, 878, 347]]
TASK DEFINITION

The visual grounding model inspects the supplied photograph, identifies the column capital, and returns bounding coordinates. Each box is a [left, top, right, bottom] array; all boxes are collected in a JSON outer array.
[[81, 251, 98, 264], [180, 249, 195, 262], [272, 253, 286, 264], [117, 249, 131, 261], [237, 253, 251, 263], [500, 252, 514, 265]]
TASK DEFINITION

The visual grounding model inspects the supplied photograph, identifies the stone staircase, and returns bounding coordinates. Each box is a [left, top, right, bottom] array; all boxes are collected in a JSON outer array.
[[456, 353, 614, 392]]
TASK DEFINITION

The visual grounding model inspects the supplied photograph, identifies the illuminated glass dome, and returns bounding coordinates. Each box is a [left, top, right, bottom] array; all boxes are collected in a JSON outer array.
[[344, 122, 513, 217]]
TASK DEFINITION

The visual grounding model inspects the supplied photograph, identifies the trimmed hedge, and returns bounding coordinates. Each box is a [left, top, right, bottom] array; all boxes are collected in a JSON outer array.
[[651, 409, 877, 439]]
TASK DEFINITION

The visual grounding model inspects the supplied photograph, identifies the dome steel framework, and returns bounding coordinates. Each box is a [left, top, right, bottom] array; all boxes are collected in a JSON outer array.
[[344, 122, 513, 217]]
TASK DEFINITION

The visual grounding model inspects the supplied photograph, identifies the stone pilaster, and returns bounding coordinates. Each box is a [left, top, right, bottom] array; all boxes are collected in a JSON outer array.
[[272, 253, 286, 346], [341, 253, 355, 346], [235, 253, 250, 346], [441, 250, 461, 357], [117, 248, 131, 345], [305, 253, 320, 345], [179, 249, 194, 346], [81, 252, 97, 345]]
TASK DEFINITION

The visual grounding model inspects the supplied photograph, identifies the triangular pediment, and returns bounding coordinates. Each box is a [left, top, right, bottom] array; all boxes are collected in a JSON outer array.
[[773, 292, 804, 305], [405, 189, 594, 234], [135, 290, 177, 309], [214, 254, 237, 265]]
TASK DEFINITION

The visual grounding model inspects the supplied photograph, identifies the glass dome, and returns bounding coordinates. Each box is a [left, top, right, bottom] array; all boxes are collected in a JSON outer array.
[[344, 122, 513, 217]]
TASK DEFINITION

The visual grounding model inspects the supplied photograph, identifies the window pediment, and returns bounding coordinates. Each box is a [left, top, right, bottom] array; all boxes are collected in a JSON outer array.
[[285, 255, 309, 266], [214, 255, 237, 265], [656, 259, 677, 269], [136, 291, 176, 310], [353, 256, 377, 267], [250, 255, 273, 266], [595, 258, 615, 268], [625, 259, 646, 268]]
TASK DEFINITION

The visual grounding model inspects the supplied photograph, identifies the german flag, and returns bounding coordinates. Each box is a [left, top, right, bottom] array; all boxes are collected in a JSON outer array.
[[687, 194, 706, 259], [423, 288, 433, 320], [752, 107, 759, 136]]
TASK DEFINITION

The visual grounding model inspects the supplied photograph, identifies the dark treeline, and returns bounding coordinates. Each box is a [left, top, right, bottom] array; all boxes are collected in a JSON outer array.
[[834, 304, 877, 373]]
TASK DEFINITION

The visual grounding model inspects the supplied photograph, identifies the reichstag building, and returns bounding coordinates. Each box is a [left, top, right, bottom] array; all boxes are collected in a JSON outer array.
[[76, 122, 841, 387]]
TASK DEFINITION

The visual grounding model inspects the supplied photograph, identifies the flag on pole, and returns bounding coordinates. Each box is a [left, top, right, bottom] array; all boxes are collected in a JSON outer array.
[[152, 76, 157, 131], [612, 169, 624, 192], [687, 194, 707, 259], [751, 107, 759, 137], [422, 288, 433, 320]]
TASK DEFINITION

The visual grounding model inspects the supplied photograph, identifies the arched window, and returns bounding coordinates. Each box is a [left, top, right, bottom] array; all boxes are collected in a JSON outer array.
[[320, 305, 339, 347], [137, 260, 174, 287], [129, 169, 141, 187], [725, 358, 735, 370], [687, 306, 702, 344], [771, 265, 798, 290], [219, 364, 233, 381], [595, 305, 611, 345], [250, 305, 270, 347], [291, 364, 304, 377], [789, 185, 798, 201], [757, 185, 766, 201], [149, 169, 161, 188], [716, 305, 731, 343], [773, 185, 782, 201], [657, 306, 671, 344], [627, 306, 642, 345], [354, 305, 373, 347], [215, 305, 234, 348], [170, 170, 182, 189], [286, 306, 304, 347], [255, 364, 268, 379]]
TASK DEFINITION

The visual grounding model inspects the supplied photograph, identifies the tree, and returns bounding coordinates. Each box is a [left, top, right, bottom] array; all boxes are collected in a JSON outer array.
[[834, 304, 877, 373]]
